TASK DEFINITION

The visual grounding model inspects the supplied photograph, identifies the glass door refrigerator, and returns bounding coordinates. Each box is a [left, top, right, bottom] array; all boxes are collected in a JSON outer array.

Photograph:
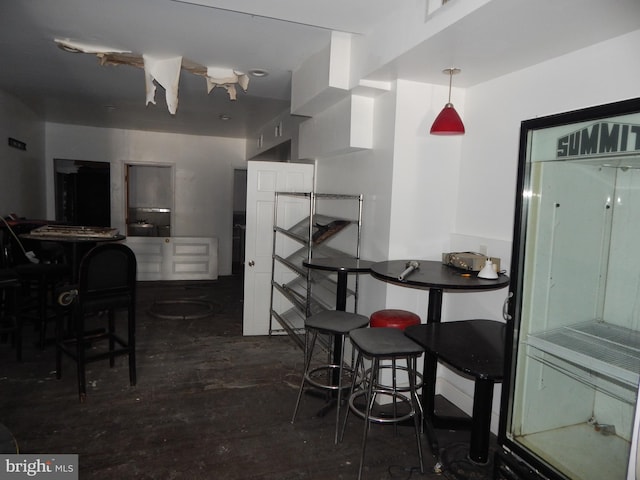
[[495, 98, 640, 480]]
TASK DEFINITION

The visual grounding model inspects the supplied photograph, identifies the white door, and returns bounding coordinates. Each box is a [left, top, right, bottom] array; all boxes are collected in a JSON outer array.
[[242, 161, 314, 336]]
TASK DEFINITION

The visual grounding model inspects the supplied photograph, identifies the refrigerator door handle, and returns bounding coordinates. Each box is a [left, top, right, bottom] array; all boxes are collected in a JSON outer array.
[[503, 291, 513, 321], [629, 381, 640, 480]]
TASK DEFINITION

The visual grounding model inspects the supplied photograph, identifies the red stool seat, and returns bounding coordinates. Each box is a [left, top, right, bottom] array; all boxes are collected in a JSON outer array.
[[370, 309, 421, 330]]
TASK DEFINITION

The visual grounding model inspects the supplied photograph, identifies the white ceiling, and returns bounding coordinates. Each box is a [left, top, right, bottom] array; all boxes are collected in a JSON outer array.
[[1, 0, 639, 138]]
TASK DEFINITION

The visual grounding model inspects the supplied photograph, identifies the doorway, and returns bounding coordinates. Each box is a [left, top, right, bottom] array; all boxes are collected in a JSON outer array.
[[125, 164, 173, 237], [232, 169, 247, 275], [54, 159, 111, 226]]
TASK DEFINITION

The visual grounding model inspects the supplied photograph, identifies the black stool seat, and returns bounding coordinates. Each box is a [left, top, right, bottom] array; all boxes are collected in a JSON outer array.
[[349, 327, 424, 357], [305, 310, 370, 334]]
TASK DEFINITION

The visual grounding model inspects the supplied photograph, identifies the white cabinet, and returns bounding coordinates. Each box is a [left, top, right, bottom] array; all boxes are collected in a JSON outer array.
[[124, 236, 218, 281]]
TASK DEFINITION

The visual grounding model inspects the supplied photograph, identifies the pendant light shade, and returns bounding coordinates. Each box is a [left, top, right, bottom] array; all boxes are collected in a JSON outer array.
[[430, 68, 465, 135]]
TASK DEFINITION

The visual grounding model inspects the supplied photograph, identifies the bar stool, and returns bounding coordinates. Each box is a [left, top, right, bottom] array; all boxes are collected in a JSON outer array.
[[291, 309, 370, 444], [341, 327, 424, 480], [370, 309, 421, 330], [369, 309, 424, 420]]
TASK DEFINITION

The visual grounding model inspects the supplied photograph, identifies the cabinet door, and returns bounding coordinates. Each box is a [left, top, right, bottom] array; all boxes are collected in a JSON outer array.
[[163, 237, 218, 280], [242, 161, 314, 336], [124, 236, 218, 281]]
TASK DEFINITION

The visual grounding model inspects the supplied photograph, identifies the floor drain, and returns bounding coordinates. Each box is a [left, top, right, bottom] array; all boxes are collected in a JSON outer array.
[[148, 299, 218, 320]]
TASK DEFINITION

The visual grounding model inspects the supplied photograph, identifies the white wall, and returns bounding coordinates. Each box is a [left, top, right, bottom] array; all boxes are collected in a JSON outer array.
[[312, 84, 397, 317], [436, 31, 640, 429], [445, 30, 640, 431], [44, 123, 247, 275], [307, 29, 640, 432], [457, 29, 640, 244], [0, 91, 46, 218]]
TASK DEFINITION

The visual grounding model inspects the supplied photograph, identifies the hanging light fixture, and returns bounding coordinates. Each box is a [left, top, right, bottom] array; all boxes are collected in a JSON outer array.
[[430, 67, 465, 135]]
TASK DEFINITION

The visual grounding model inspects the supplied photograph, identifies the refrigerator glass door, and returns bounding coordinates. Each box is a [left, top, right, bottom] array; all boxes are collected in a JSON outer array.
[[504, 101, 640, 480]]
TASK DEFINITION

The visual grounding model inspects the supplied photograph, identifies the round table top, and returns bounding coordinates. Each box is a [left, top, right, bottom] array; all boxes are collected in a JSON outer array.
[[371, 259, 509, 291], [303, 257, 374, 273], [21, 233, 125, 243]]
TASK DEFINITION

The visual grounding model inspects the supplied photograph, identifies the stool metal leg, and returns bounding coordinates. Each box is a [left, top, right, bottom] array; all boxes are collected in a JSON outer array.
[[342, 351, 424, 478], [291, 329, 317, 424], [409, 355, 424, 473], [292, 328, 349, 444], [333, 334, 346, 444], [391, 357, 398, 436], [358, 357, 378, 480], [339, 350, 362, 442]]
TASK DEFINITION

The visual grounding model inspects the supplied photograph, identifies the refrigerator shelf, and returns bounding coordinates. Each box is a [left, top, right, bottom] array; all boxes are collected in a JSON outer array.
[[526, 320, 640, 388]]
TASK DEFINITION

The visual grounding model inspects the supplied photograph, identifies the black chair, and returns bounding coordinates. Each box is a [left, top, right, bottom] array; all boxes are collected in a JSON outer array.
[[1, 226, 70, 349], [0, 269, 22, 361], [56, 243, 137, 402], [16, 261, 70, 348]]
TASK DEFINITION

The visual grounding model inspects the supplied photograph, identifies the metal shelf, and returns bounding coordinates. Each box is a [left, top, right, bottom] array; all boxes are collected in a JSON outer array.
[[270, 307, 331, 352], [526, 320, 640, 388], [269, 191, 363, 347], [274, 214, 354, 245]]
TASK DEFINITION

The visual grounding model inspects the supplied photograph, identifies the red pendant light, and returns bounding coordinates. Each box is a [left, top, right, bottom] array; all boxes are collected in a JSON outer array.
[[430, 68, 465, 135]]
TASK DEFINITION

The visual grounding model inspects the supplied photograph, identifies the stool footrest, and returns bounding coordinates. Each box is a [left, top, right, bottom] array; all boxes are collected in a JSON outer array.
[[348, 390, 416, 424], [361, 364, 424, 393], [305, 365, 358, 392]]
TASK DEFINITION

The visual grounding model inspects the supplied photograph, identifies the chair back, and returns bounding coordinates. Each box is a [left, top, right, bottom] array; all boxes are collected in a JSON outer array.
[[77, 243, 137, 311], [0, 228, 17, 268]]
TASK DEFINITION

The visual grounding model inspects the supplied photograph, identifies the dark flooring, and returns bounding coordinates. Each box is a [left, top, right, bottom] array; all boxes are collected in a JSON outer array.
[[0, 275, 496, 479]]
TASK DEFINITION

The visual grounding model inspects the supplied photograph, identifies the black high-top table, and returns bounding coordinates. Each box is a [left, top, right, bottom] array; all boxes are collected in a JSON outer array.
[[370, 260, 509, 465], [405, 319, 505, 464], [370, 260, 509, 324], [303, 257, 374, 312], [21, 227, 125, 282]]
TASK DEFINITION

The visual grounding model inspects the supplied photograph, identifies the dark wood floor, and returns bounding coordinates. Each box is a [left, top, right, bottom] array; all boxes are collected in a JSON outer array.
[[0, 276, 495, 479]]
